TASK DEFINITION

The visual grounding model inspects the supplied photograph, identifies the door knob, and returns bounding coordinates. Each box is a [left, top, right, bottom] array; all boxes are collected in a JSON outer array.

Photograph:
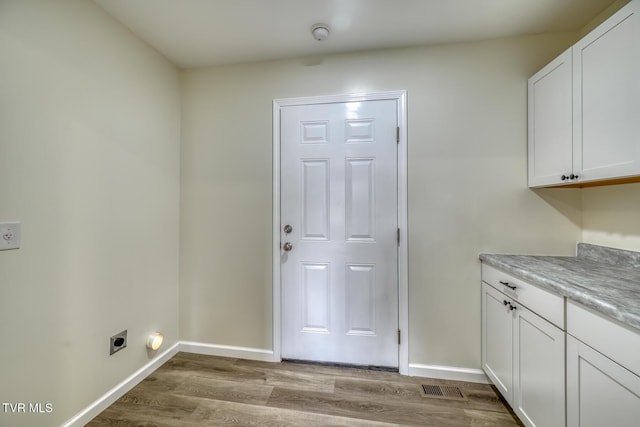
[[283, 242, 293, 252], [283, 224, 293, 234]]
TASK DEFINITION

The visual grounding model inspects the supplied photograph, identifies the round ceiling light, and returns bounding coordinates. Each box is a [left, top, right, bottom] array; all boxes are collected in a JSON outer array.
[[311, 24, 330, 41]]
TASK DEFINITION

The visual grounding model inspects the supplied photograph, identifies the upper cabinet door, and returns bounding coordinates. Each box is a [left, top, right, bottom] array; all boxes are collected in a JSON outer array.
[[528, 49, 573, 187], [573, 0, 640, 183]]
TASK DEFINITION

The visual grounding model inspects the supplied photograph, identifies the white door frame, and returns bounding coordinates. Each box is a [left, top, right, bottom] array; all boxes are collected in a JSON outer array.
[[272, 90, 409, 374]]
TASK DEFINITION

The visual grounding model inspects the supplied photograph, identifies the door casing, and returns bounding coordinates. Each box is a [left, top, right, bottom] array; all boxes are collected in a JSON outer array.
[[272, 91, 409, 374]]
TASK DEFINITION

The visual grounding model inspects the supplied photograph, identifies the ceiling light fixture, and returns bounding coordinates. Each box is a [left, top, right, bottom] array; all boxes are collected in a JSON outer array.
[[311, 24, 330, 41]]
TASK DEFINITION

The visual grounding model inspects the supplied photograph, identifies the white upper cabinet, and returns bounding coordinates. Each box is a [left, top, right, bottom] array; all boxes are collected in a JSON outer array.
[[528, 49, 574, 187], [574, 0, 640, 184], [528, 0, 640, 188]]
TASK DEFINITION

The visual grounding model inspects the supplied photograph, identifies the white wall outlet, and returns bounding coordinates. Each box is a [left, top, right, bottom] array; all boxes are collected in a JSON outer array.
[[0, 222, 21, 250]]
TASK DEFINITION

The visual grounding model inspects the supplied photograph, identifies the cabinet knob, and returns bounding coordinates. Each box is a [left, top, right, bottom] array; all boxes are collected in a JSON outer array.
[[570, 174, 579, 180], [503, 300, 509, 306], [509, 303, 517, 311], [561, 174, 568, 181]]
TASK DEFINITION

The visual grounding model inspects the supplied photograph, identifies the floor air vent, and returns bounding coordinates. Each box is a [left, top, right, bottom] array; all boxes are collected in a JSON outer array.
[[421, 384, 465, 400]]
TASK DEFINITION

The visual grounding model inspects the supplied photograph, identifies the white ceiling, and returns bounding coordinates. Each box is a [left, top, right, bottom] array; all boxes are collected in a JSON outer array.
[[94, 0, 617, 69]]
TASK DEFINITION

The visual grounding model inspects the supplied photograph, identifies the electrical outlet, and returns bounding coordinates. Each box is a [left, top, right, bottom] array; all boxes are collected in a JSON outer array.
[[110, 330, 127, 355], [0, 222, 20, 250]]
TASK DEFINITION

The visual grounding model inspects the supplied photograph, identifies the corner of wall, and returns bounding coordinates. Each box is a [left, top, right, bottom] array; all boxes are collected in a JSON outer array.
[[580, 0, 632, 37]]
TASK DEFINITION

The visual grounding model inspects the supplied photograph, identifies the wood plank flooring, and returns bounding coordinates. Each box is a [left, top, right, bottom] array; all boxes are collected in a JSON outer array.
[[88, 352, 523, 426]]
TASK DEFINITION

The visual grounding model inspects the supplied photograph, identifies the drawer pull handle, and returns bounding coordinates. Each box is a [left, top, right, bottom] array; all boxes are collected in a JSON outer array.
[[500, 281, 517, 290]]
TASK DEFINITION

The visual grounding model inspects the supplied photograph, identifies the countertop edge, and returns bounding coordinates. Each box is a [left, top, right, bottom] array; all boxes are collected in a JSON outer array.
[[479, 253, 640, 333]]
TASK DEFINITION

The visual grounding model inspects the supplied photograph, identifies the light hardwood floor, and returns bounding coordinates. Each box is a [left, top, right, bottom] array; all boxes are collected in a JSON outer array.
[[88, 352, 523, 426]]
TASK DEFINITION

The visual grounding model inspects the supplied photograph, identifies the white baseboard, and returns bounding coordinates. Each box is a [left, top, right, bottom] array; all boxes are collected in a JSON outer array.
[[408, 363, 490, 384], [62, 341, 275, 426], [62, 342, 179, 427], [179, 341, 277, 362]]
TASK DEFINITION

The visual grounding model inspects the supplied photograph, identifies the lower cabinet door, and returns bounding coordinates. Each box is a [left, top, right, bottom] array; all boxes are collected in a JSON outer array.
[[513, 304, 565, 427], [482, 283, 513, 403], [567, 336, 640, 427]]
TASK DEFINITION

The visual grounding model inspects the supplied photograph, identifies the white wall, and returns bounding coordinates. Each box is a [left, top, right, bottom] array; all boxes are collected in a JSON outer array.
[[582, 183, 640, 251], [0, 1, 181, 425], [180, 33, 582, 369]]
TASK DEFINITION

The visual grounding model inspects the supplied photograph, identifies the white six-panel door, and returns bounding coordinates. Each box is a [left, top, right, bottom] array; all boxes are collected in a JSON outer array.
[[280, 99, 399, 367]]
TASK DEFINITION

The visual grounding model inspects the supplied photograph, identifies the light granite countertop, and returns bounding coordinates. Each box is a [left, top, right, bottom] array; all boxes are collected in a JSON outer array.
[[479, 243, 640, 332]]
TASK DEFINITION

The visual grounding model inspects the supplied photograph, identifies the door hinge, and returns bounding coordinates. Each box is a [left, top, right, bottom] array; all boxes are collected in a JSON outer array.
[[397, 228, 400, 246], [398, 329, 401, 345], [396, 127, 400, 144]]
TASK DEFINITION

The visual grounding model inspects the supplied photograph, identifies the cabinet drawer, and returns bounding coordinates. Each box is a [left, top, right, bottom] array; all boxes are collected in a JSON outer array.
[[482, 264, 564, 329], [567, 301, 640, 377]]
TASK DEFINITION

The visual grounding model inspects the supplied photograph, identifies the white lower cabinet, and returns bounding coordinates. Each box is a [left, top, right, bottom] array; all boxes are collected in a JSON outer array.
[[566, 336, 640, 427], [482, 282, 513, 400], [481, 280, 565, 427], [514, 304, 565, 427], [483, 263, 640, 427], [566, 301, 640, 427]]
